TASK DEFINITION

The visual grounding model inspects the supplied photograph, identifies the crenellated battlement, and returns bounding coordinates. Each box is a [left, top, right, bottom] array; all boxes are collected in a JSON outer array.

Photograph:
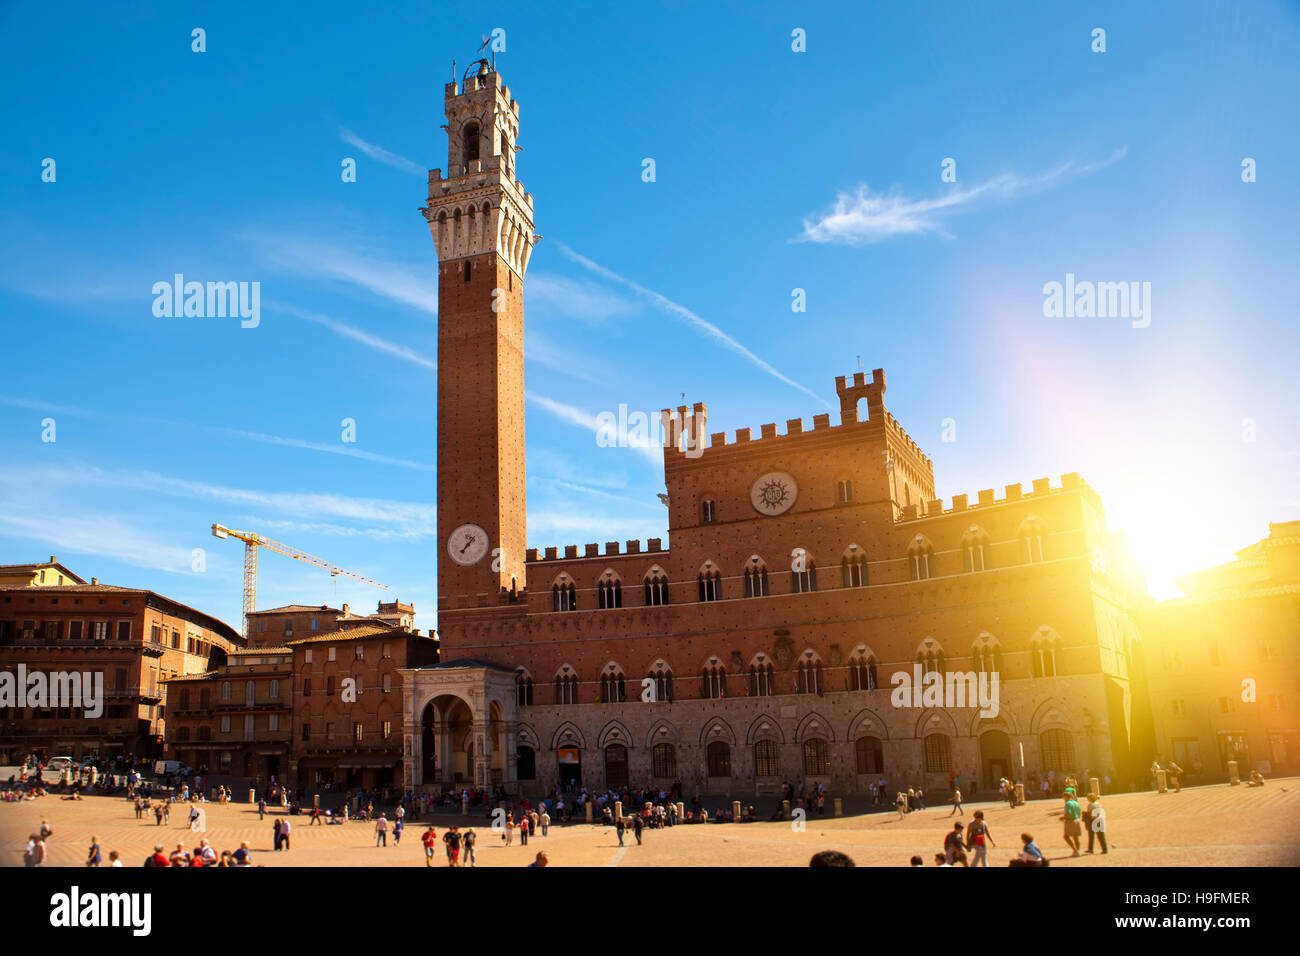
[[660, 402, 708, 457], [662, 369, 931, 468], [896, 472, 1095, 522], [526, 538, 667, 563], [883, 412, 932, 467]]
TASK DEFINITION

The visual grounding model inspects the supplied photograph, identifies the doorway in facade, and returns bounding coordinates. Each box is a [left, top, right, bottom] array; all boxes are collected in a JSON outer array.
[[605, 744, 629, 790], [557, 747, 581, 790], [980, 730, 1011, 785]]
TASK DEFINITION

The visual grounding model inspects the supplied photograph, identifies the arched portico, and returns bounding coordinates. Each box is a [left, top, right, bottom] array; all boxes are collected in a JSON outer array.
[[399, 659, 518, 794]]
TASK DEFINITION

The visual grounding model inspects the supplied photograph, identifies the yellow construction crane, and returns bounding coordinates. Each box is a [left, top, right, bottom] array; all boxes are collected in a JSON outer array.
[[211, 523, 388, 639]]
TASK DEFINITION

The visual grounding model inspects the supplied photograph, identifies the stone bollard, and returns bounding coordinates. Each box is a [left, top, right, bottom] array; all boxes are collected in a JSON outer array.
[[1014, 783, 1025, 806], [676, 801, 685, 820], [1155, 769, 1168, 793], [313, 793, 319, 809], [614, 800, 623, 822], [1228, 760, 1240, 785], [462, 795, 469, 816], [248, 789, 255, 804], [833, 797, 843, 817], [781, 799, 790, 819], [585, 802, 593, 823], [1089, 776, 1100, 797], [732, 799, 741, 822]]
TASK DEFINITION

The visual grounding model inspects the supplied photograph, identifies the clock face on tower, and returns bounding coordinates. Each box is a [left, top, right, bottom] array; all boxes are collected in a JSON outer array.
[[750, 471, 798, 516], [447, 523, 489, 566]]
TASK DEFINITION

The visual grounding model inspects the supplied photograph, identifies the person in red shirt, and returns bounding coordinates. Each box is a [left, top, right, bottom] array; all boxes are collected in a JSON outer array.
[[148, 845, 169, 867], [421, 825, 438, 867]]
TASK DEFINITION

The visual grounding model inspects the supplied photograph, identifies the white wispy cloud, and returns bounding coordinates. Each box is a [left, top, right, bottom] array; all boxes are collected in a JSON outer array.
[[0, 508, 200, 575], [221, 428, 435, 472], [0, 394, 437, 472], [552, 240, 829, 408], [527, 273, 640, 323], [0, 462, 435, 535], [525, 391, 663, 466], [246, 233, 438, 315], [269, 301, 438, 371], [797, 148, 1128, 245], [339, 129, 425, 177]]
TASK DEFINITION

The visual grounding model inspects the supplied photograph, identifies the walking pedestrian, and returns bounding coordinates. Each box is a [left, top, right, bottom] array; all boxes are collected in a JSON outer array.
[[86, 836, 102, 867], [421, 825, 438, 866], [633, 813, 644, 845], [443, 826, 461, 867], [463, 827, 476, 867], [519, 814, 529, 846], [540, 809, 550, 836], [1084, 794, 1108, 854], [944, 822, 965, 864], [949, 787, 963, 816], [258, 797, 266, 820], [375, 813, 388, 847], [1061, 791, 1082, 857], [273, 818, 282, 851], [965, 811, 996, 866], [616, 816, 626, 846], [393, 817, 403, 845]]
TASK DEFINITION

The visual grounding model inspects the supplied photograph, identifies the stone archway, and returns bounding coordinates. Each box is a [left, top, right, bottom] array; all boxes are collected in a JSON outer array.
[[420, 694, 474, 789]]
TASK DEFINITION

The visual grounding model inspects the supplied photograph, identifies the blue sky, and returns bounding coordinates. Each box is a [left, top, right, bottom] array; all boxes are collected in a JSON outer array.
[[2, 0, 1297, 632]]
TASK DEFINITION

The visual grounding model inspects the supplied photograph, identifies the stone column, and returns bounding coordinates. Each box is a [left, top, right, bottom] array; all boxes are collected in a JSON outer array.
[[732, 799, 741, 821], [473, 722, 491, 790], [502, 720, 519, 794], [1089, 776, 1100, 796], [584, 802, 593, 823], [781, 799, 790, 819], [403, 733, 418, 790], [438, 718, 454, 788], [1155, 769, 1168, 793], [1014, 783, 1025, 806], [1228, 760, 1240, 785], [833, 797, 843, 817], [614, 800, 623, 821]]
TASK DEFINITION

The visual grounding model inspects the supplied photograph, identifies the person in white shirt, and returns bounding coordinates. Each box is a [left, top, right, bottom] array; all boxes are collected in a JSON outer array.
[[279, 817, 291, 850], [375, 814, 389, 846]]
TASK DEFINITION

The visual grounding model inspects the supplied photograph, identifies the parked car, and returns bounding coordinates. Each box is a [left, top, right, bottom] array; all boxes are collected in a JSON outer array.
[[153, 760, 189, 776], [46, 756, 76, 773]]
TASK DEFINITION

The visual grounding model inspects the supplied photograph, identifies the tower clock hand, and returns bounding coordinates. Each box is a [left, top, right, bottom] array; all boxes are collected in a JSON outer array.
[[459, 535, 476, 554]]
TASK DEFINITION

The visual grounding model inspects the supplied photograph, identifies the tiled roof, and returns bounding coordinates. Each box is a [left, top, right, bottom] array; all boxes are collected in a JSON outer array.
[[228, 646, 291, 655], [284, 624, 398, 645], [248, 604, 340, 615]]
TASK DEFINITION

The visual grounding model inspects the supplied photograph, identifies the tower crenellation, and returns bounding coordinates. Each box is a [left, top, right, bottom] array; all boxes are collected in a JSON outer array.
[[424, 69, 536, 277]]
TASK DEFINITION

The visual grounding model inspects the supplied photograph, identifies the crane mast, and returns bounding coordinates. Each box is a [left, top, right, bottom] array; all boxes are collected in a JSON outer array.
[[211, 523, 388, 639]]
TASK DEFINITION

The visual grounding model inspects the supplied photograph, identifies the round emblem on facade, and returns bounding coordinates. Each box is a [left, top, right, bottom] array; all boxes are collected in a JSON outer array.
[[447, 523, 489, 565], [749, 471, 798, 516]]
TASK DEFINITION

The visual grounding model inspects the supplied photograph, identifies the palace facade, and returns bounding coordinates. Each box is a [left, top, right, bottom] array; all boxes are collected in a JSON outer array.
[[400, 64, 1158, 799]]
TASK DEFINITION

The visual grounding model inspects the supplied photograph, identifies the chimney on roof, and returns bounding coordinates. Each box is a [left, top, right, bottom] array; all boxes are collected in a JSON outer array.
[[49, 555, 57, 563], [342, 603, 350, 617], [91, 577, 98, 585]]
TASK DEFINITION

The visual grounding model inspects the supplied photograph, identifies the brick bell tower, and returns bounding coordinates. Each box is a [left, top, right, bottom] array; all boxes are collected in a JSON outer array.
[[423, 61, 535, 609]]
